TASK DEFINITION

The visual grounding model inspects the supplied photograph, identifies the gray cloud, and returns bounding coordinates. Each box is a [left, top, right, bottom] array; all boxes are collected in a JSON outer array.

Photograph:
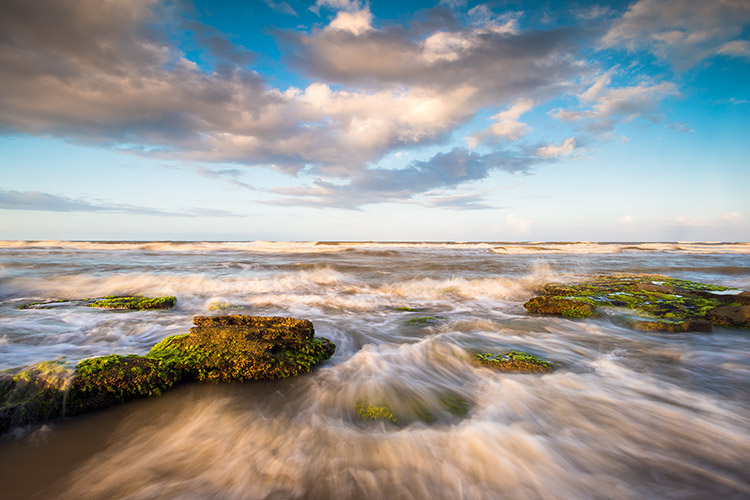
[[282, 18, 583, 101], [0, 189, 241, 217], [602, 0, 750, 68], [0, 0, 709, 211], [267, 146, 538, 208]]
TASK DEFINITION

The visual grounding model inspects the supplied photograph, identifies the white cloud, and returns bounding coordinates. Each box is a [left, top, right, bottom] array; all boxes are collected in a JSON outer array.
[[506, 213, 532, 233], [536, 137, 576, 159], [554, 77, 679, 133], [721, 211, 745, 223], [672, 215, 700, 226], [468, 98, 535, 146], [618, 215, 635, 225], [327, 9, 373, 35], [488, 98, 534, 140], [717, 40, 750, 57]]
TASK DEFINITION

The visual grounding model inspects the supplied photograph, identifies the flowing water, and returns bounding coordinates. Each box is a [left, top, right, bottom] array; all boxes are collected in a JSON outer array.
[[0, 241, 749, 500]]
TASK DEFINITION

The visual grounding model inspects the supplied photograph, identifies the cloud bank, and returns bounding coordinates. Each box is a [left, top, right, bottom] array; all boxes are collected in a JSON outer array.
[[1, 0, 747, 210]]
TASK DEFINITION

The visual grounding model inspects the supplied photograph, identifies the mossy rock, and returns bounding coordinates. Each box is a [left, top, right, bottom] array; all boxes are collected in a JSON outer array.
[[147, 315, 336, 382], [355, 402, 397, 423], [524, 274, 749, 331], [405, 316, 440, 326], [523, 296, 596, 318], [0, 360, 72, 432], [18, 295, 177, 311], [89, 296, 176, 310], [475, 351, 553, 373], [1, 315, 335, 434]]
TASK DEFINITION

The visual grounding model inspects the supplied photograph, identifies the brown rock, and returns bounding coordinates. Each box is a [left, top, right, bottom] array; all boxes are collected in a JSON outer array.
[[707, 305, 750, 328]]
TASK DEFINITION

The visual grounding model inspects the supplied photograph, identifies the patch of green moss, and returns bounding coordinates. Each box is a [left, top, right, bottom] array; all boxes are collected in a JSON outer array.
[[89, 296, 176, 310], [66, 354, 180, 415], [475, 351, 553, 373], [395, 307, 421, 312], [405, 316, 438, 325], [524, 296, 596, 318], [355, 402, 397, 423]]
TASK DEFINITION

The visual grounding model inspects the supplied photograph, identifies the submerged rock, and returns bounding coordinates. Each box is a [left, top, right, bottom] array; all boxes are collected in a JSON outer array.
[[88, 295, 176, 310], [523, 274, 749, 331], [18, 295, 177, 311], [355, 402, 398, 423], [475, 351, 553, 373], [0, 315, 335, 434]]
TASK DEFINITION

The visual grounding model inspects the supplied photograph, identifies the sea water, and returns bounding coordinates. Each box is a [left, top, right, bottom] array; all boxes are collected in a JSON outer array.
[[0, 241, 748, 499]]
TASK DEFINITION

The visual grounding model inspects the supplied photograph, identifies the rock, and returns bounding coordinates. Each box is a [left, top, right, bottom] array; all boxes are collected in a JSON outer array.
[[0, 361, 71, 433], [475, 351, 553, 373], [18, 295, 177, 311], [88, 296, 176, 310], [631, 318, 713, 333], [148, 315, 336, 382], [707, 305, 750, 328], [355, 402, 398, 423], [523, 274, 749, 331], [0, 315, 335, 434], [523, 296, 596, 318]]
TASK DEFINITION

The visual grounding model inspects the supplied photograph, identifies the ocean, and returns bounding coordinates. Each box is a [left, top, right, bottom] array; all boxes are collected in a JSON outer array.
[[0, 241, 749, 499]]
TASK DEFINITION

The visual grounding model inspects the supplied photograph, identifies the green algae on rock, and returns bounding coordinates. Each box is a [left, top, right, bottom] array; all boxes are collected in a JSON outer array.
[[89, 295, 176, 310], [355, 402, 398, 423], [18, 295, 177, 311], [0, 315, 335, 434], [147, 315, 336, 382], [523, 274, 749, 331], [405, 316, 439, 325], [0, 360, 73, 432], [475, 351, 553, 373]]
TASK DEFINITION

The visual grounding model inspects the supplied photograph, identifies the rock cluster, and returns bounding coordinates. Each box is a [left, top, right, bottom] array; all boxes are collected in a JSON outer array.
[[523, 274, 750, 332], [0, 315, 335, 433]]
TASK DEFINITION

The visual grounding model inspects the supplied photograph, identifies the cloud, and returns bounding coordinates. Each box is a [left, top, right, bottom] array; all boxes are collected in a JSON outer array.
[[553, 74, 679, 133], [721, 211, 745, 223], [536, 137, 576, 159], [0, 0, 586, 186], [0, 0, 696, 211], [312, 0, 363, 14], [506, 213, 532, 233], [267, 147, 536, 208], [717, 40, 750, 58], [263, 0, 298, 17], [574, 5, 615, 21], [0, 189, 241, 217], [470, 98, 535, 146], [618, 215, 635, 225], [282, 13, 582, 98], [439, 0, 468, 9], [326, 9, 374, 35], [422, 190, 496, 210], [602, 0, 750, 68]]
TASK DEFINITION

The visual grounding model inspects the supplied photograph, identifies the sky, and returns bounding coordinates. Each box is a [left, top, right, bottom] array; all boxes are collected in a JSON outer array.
[[0, 0, 749, 241]]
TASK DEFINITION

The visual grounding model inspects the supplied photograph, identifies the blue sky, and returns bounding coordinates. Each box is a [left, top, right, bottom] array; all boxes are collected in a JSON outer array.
[[1, 0, 748, 241]]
